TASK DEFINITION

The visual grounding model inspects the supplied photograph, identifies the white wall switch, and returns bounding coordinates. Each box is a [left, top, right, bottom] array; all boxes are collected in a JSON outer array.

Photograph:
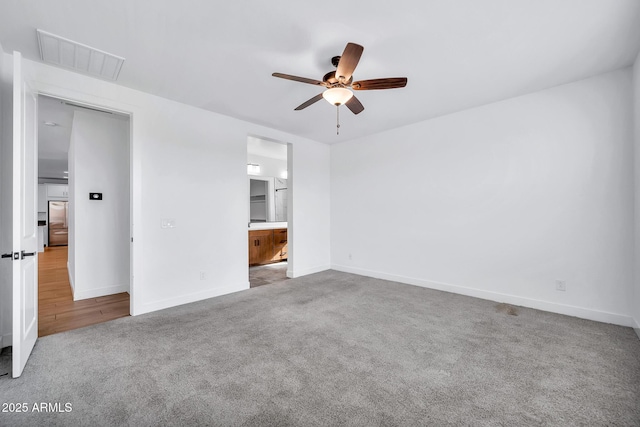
[[161, 218, 176, 228]]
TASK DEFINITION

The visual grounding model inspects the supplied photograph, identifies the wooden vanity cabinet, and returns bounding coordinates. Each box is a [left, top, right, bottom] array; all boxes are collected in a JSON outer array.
[[249, 228, 288, 266]]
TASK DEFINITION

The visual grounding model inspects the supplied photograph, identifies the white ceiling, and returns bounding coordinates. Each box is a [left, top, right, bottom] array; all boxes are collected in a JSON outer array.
[[2, 1, 640, 144]]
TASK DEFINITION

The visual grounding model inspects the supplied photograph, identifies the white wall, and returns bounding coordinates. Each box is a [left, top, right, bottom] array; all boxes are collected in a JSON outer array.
[[23, 57, 330, 316], [0, 44, 12, 348], [69, 109, 130, 300], [287, 140, 331, 277], [332, 68, 635, 327], [67, 133, 75, 294], [633, 52, 640, 338]]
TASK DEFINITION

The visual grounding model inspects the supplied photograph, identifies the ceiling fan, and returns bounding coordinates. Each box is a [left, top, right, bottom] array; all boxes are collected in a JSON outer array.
[[272, 42, 407, 134]]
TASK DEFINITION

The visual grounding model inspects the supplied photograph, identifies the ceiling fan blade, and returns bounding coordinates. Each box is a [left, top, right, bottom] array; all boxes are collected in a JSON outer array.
[[294, 93, 325, 110], [352, 77, 408, 90], [272, 73, 326, 86], [336, 43, 364, 83], [345, 96, 364, 115]]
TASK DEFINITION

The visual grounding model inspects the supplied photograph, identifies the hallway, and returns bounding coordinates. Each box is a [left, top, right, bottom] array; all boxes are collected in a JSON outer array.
[[38, 246, 130, 336]]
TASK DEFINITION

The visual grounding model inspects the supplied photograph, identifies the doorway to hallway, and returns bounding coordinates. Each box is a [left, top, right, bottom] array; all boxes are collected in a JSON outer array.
[[37, 94, 132, 336]]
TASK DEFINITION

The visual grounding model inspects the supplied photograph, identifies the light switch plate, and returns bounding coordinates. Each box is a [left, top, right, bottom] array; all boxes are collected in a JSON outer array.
[[161, 218, 176, 229]]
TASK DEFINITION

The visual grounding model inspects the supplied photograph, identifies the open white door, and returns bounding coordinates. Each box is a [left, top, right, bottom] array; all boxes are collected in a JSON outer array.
[[12, 51, 38, 378]]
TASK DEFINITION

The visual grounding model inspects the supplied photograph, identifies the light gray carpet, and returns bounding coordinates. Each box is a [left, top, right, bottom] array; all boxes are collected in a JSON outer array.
[[1, 270, 639, 426]]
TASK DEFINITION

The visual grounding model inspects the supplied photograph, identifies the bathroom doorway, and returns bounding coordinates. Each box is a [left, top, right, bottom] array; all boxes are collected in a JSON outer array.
[[247, 135, 290, 288]]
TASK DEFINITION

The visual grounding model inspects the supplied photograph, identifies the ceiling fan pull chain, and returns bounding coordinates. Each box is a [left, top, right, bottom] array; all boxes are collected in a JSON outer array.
[[336, 105, 340, 135]]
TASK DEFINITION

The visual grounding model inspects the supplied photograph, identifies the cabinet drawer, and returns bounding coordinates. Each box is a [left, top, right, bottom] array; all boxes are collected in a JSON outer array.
[[273, 228, 287, 243]]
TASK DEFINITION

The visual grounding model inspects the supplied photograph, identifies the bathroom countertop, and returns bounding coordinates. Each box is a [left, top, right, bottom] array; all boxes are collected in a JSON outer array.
[[249, 222, 287, 230]]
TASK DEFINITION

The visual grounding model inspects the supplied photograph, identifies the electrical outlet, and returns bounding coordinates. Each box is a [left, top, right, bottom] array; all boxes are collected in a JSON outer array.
[[556, 280, 566, 292], [200, 271, 207, 281]]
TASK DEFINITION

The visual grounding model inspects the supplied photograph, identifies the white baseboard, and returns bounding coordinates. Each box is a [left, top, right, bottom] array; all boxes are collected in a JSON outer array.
[[135, 281, 250, 316], [332, 264, 635, 328], [1, 333, 12, 349], [634, 318, 640, 340], [73, 283, 130, 301], [288, 264, 330, 278], [67, 261, 74, 295]]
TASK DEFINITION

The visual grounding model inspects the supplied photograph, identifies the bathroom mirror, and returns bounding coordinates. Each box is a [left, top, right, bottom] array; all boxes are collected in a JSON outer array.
[[249, 177, 287, 223]]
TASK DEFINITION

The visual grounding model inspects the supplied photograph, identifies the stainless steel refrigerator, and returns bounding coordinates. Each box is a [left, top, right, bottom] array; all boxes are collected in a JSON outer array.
[[48, 201, 68, 246]]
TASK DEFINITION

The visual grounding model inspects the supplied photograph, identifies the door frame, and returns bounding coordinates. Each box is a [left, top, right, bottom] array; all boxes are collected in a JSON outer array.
[[246, 135, 293, 280], [33, 90, 136, 315]]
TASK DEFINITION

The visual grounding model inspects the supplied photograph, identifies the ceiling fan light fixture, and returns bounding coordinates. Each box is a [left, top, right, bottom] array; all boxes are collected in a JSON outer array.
[[322, 87, 353, 106]]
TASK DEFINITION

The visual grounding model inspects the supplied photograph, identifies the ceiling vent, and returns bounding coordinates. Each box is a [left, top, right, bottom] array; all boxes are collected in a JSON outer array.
[[37, 29, 125, 81]]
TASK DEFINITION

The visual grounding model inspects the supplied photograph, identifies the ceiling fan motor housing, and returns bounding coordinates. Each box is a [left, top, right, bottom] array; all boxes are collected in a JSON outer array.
[[323, 70, 352, 86]]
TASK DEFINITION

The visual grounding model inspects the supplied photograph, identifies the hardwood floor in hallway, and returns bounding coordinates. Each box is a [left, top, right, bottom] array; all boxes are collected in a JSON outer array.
[[38, 246, 130, 337]]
